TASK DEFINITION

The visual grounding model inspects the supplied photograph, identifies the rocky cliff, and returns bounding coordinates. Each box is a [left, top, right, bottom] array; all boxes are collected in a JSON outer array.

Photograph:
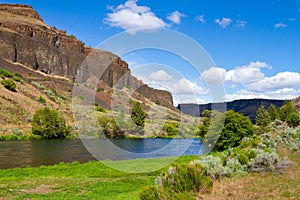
[[0, 4, 173, 108]]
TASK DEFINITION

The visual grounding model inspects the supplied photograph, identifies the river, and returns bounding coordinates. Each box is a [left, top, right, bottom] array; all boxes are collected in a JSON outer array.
[[0, 138, 202, 169]]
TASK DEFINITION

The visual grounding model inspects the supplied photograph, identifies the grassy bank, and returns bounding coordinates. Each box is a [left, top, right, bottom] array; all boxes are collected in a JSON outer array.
[[0, 150, 299, 199], [0, 156, 197, 199]]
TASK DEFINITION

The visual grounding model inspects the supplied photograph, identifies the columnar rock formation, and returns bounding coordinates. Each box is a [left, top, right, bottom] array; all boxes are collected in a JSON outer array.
[[0, 4, 173, 108]]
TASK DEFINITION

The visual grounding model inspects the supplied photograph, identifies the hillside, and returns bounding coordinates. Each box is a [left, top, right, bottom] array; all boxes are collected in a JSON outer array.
[[0, 4, 194, 137], [178, 99, 285, 122]]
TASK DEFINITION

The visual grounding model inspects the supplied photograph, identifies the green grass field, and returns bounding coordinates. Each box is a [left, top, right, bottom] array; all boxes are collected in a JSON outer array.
[[0, 150, 299, 200], [0, 156, 197, 199]]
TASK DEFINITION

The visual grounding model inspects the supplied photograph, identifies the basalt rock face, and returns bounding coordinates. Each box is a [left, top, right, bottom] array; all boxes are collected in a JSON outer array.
[[0, 4, 85, 77], [0, 4, 173, 108]]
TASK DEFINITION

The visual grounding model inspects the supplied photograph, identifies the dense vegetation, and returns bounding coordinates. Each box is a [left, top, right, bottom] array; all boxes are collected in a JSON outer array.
[[198, 110, 254, 151], [31, 107, 70, 139], [140, 102, 300, 199]]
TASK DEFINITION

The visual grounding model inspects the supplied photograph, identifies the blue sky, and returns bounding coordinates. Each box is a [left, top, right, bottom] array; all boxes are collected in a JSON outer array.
[[3, 0, 300, 104]]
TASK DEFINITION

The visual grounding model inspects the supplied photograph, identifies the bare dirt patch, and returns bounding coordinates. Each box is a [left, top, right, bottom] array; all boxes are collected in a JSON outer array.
[[21, 184, 53, 194]]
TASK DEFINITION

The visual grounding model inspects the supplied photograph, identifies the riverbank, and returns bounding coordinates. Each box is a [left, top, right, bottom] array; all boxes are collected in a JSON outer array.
[[0, 156, 197, 199], [0, 149, 299, 199]]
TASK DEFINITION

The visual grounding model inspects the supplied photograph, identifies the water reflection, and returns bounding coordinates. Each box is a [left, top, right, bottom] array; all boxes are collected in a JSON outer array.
[[0, 138, 202, 169]]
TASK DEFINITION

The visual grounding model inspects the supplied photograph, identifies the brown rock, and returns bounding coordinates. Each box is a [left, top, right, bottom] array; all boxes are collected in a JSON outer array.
[[0, 3, 173, 108]]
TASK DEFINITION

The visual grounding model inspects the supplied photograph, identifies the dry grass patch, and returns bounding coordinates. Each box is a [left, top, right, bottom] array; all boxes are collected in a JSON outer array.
[[203, 149, 300, 200]]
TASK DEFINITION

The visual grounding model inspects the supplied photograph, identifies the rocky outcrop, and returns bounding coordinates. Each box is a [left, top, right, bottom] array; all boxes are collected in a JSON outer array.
[[0, 4, 173, 108]]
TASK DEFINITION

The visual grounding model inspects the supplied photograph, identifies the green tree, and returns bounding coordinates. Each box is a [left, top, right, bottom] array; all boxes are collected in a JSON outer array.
[[278, 100, 300, 127], [197, 110, 212, 138], [255, 104, 271, 127], [131, 102, 148, 127], [200, 110, 255, 151], [31, 107, 70, 139], [286, 112, 300, 128], [216, 110, 254, 150], [268, 104, 278, 121]]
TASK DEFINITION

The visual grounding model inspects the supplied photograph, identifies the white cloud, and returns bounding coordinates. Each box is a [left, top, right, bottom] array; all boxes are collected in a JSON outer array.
[[247, 71, 300, 92], [105, 0, 166, 32], [225, 88, 300, 102], [149, 70, 172, 81], [167, 11, 186, 25], [201, 61, 272, 86], [274, 22, 287, 29], [201, 67, 226, 85], [236, 20, 247, 27], [225, 61, 271, 85], [173, 78, 208, 95], [215, 17, 232, 28], [196, 15, 206, 24], [173, 95, 206, 106]]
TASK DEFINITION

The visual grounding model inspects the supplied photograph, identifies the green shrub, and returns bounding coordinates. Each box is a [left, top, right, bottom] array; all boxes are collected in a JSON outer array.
[[139, 186, 164, 200], [140, 162, 213, 200], [12, 76, 24, 84], [94, 103, 106, 113], [98, 116, 124, 138], [37, 96, 46, 104], [1, 79, 16, 91], [31, 107, 70, 139], [162, 122, 179, 136], [0, 68, 13, 78], [14, 73, 23, 78], [237, 151, 250, 165]]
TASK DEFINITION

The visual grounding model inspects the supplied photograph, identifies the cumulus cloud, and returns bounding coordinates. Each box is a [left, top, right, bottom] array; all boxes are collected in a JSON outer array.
[[104, 0, 166, 32], [173, 78, 208, 95], [215, 17, 232, 28], [149, 70, 172, 81], [225, 61, 271, 85], [247, 72, 300, 92], [167, 11, 186, 25], [196, 15, 206, 24], [274, 22, 287, 29], [201, 67, 226, 85], [201, 61, 272, 86]]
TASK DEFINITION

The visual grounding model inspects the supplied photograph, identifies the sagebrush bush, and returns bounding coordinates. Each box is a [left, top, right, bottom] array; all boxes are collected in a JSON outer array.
[[281, 127, 300, 151], [140, 162, 213, 200], [225, 158, 248, 176], [247, 150, 280, 172], [199, 155, 228, 179]]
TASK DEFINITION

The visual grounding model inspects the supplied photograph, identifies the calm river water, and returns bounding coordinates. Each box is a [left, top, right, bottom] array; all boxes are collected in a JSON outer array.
[[0, 138, 202, 169]]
